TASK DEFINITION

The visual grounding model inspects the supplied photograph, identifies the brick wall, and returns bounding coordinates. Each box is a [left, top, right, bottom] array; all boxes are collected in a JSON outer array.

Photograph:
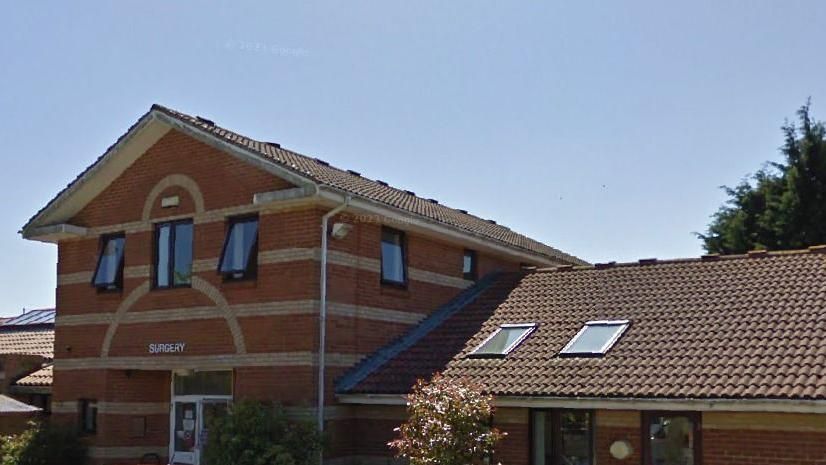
[[48, 127, 532, 463]]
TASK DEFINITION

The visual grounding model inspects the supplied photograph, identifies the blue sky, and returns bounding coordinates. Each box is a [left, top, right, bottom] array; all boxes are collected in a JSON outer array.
[[1, 1, 824, 315]]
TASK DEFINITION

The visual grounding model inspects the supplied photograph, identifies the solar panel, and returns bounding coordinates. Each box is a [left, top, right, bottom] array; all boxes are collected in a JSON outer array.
[[2, 309, 55, 326]]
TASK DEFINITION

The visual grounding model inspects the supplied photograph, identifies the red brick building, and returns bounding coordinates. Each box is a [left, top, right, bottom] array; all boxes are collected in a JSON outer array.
[[21, 105, 826, 465]]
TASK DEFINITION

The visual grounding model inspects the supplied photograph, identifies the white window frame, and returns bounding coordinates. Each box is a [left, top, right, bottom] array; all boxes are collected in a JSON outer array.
[[560, 320, 630, 356], [470, 323, 537, 356]]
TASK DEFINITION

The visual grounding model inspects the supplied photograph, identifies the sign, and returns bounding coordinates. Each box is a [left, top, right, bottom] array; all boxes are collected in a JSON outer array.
[[148, 342, 186, 354]]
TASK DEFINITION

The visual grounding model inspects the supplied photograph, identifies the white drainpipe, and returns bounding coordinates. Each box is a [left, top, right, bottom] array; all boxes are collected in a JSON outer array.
[[318, 196, 350, 437]]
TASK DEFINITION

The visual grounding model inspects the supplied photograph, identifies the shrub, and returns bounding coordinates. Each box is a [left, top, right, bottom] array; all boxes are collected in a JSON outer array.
[[389, 373, 506, 465], [0, 421, 87, 465], [202, 401, 323, 465]]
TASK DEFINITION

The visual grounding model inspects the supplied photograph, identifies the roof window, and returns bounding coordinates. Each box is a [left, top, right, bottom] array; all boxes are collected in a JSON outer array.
[[560, 320, 629, 356], [470, 323, 536, 357]]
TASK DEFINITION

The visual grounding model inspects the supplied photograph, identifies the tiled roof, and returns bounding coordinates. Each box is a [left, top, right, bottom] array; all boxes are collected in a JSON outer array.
[[341, 248, 826, 400], [150, 105, 585, 265], [0, 394, 40, 413], [2, 309, 55, 326], [0, 328, 54, 359], [15, 364, 53, 387]]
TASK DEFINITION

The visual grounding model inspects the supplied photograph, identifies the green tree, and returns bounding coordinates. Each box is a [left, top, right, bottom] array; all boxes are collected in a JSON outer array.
[[699, 101, 826, 253], [201, 401, 322, 465], [388, 373, 505, 465]]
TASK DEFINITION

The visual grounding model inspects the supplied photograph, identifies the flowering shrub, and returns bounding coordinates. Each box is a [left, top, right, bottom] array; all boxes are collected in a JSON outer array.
[[389, 373, 506, 465]]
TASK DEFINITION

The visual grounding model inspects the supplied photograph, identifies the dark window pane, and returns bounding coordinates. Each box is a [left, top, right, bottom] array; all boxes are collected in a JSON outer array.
[[156, 225, 171, 287], [649, 415, 696, 465], [220, 219, 258, 275], [532, 411, 552, 465], [381, 229, 405, 284], [532, 410, 593, 465], [174, 371, 232, 396], [80, 399, 97, 434], [173, 222, 193, 285], [560, 411, 592, 465], [93, 236, 125, 288]]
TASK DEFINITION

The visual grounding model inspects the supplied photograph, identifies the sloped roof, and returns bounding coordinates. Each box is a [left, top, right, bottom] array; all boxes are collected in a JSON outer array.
[[340, 248, 826, 400], [0, 328, 54, 359], [0, 394, 40, 413], [2, 309, 55, 326], [15, 364, 53, 387], [22, 105, 584, 266]]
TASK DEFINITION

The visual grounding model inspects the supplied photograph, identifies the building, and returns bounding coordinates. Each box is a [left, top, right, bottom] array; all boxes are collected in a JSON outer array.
[[0, 308, 55, 432], [20, 105, 826, 465], [21, 105, 580, 464]]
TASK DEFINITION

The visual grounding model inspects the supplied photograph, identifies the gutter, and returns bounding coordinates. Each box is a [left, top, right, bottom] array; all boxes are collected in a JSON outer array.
[[318, 195, 351, 436], [336, 393, 826, 414]]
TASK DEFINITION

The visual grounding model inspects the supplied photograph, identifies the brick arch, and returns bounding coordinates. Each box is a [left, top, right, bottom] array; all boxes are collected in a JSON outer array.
[[100, 277, 246, 357], [141, 174, 205, 221]]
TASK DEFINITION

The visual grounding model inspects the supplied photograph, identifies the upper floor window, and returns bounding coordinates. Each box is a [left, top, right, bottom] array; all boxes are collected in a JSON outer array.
[[155, 220, 193, 288], [218, 216, 259, 280], [381, 227, 406, 286], [92, 234, 125, 290], [463, 249, 477, 281]]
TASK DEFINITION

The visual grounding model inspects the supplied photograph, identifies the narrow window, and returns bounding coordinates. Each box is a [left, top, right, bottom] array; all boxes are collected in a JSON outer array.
[[531, 410, 594, 465], [218, 216, 259, 280], [470, 323, 535, 357], [92, 234, 125, 290], [645, 412, 701, 465], [463, 249, 477, 281], [381, 227, 406, 286], [560, 320, 629, 356], [155, 220, 193, 288], [79, 399, 97, 434]]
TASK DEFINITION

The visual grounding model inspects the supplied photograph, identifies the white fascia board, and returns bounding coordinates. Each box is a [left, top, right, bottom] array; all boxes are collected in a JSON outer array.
[[336, 393, 826, 414], [317, 187, 565, 267], [23, 223, 88, 243]]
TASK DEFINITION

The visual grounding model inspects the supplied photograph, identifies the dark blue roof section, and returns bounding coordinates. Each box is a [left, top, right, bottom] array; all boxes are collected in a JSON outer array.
[[335, 273, 500, 394], [2, 309, 55, 326]]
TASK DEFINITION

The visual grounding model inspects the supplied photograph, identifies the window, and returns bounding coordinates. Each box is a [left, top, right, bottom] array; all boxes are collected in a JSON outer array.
[[644, 412, 701, 465], [173, 371, 233, 396], [155, 220, 193, 288], [79, 399, 97, 434], [218, 216, 259, 280], [92, 234, 125, 290], [381, 227, 406, 285], [560, 320, 629, 356], [463, 249, 477, 281], [470, 323, 535, 357], [532, 409, 594, 465]]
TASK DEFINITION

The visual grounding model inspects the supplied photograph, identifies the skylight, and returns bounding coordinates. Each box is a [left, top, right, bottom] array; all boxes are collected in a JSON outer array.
[[560, 320, 629, 356], [471, 323, 536, 357]]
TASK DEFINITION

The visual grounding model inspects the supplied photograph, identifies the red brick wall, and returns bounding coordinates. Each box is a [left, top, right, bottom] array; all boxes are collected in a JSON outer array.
[[49, 127, 533, 463]]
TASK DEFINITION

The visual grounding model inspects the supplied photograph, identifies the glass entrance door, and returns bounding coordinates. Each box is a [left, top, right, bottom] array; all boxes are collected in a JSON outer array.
[[170, 371, 232, 465], [171, 401, 198, 464]]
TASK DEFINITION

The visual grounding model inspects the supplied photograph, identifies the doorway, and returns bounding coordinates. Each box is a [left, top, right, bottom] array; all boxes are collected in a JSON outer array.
[[169, 371, 232, 465]]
